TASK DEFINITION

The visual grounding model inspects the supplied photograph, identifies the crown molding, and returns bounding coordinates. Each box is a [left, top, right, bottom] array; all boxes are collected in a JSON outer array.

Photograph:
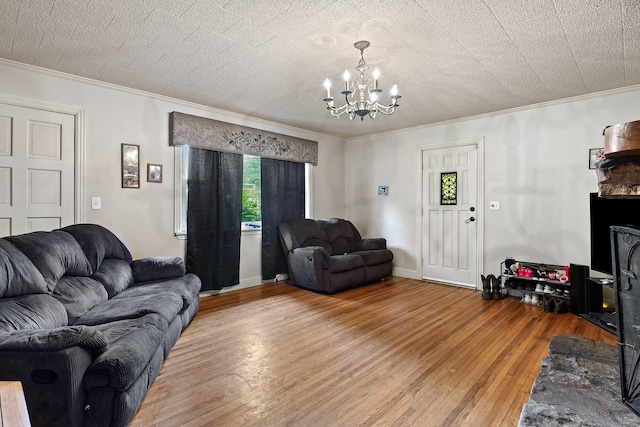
[[0, 58, 343, 144], [346, 84, 640, 142]]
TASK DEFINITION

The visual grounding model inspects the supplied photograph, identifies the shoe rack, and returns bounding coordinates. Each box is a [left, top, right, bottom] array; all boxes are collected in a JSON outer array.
[[500, 260, 571, 312]]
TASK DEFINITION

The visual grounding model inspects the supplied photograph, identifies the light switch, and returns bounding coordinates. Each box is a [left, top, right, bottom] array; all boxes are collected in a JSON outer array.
[[91, 197, 102, 210]]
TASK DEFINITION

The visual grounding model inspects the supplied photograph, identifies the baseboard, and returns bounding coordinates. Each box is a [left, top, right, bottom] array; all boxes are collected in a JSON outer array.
[[200, 270, 417, 296], [392, 267, 417, 279], [199, 275, 270, 296]]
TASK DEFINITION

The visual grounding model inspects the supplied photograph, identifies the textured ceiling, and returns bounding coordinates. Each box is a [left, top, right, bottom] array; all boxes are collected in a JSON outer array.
[[1, 0, 639, 139]]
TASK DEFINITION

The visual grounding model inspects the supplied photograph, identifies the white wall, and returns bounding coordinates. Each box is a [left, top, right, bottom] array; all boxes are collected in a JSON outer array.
[[0, 59, 345, 288], [345, 87, 640, 281]]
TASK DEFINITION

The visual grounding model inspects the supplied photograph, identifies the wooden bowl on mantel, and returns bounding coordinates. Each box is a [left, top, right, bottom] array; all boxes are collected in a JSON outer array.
[[604, 120, 640, 158]]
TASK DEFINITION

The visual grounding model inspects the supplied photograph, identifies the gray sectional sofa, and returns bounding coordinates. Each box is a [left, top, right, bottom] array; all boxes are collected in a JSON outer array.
[[0, 224, 201, 427], [278, 218, 393, 294]]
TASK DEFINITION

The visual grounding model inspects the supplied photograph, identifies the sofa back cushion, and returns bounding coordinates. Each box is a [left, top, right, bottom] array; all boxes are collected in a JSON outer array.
[[0, 239, 48, 297], [0, 294, 68, 332], [5, 231, 92, 293], [318, 218, 362, 255], [61, 224, 132, 272], [93, 259, 134, 298], [52, 276, 109, 324], [279, 218, 331, 253]]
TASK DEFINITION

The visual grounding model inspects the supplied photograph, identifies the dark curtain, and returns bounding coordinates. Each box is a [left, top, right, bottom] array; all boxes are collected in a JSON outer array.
[[186, 148, 243, 291], [261, 158, 305, 280]]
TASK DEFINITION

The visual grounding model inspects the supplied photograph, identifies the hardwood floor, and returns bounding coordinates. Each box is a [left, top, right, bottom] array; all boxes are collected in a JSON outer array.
[[130, 277, 615, 427]]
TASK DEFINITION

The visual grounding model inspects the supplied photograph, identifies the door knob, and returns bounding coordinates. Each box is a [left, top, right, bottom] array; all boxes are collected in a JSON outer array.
[[465, 217, 476, 223]]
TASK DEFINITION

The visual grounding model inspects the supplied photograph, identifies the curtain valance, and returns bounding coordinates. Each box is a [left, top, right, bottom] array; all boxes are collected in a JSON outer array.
[[169, 111, 318, 165]]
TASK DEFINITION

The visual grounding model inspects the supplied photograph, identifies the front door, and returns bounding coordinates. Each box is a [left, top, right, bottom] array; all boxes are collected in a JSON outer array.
[[421, 144, 478, 287], [0, 102, 75, 236]]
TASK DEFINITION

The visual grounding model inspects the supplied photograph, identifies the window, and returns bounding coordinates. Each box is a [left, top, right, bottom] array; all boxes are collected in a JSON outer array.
[[175, 145, 189, 237], [241, 155, 261, 230], [174, 148, 264, 236]]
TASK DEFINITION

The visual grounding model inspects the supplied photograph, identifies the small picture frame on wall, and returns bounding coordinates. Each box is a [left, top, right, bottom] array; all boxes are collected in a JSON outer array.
[[121, 144, 140, 188], [589, 148, 604, 169], [147, 163, 162, 183]]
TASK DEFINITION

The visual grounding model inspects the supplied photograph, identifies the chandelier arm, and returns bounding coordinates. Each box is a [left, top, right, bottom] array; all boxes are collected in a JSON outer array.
[[372, 103, 398, 116], [327, 103, 350, 117], [343, 92, 356, 107]]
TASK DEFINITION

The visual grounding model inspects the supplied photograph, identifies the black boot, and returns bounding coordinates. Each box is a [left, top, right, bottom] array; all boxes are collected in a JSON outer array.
[[492, 275, 506, 300], [481, 275, 492, 300], [554, 297, 569, 314]]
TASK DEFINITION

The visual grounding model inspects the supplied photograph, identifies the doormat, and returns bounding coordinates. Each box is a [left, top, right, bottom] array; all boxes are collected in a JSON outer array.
[[518, 334, 638, 426]]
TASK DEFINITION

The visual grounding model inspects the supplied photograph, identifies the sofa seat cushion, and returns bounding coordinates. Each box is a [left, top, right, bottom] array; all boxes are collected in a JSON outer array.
[[114, 274, 200, 308], [327, 254, 364, 273], [84, 313, 168, 391], [352, 249, 394, 266], [52, 277, 109, 324], [92, 259, 134, 298], [74, 292, 183, 327], [0, 294, 68, 332]]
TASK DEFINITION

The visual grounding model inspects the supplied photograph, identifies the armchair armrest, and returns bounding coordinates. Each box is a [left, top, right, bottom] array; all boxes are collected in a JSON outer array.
[[131, 256, 185, 282], [358, 238, 387, 251]]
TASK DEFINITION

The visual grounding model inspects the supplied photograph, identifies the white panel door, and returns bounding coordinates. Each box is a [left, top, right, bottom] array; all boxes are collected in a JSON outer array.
[[0, 103, 75, 236], [422, 144, 478, 287]]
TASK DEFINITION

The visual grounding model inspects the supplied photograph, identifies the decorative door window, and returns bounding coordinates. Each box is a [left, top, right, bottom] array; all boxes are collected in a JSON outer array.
[[441, 172, 457, 205]]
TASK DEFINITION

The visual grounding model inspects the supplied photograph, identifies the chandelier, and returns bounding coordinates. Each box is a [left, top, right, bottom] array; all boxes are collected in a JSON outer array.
[[323, 41, 401, 121]]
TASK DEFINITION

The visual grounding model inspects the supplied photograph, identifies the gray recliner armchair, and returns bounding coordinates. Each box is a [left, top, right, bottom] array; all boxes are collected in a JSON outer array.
[[278, 218, 393, 294]]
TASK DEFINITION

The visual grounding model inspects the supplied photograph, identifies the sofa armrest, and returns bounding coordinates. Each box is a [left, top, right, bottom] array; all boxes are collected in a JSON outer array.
[[358, 238, 387, 251], [288, 246, 331, 290], [292, 246, 331, 265], [84, 313, 167, 391], [0, 345, 95, 427], [0, 326, 108, 355], [131, 256, 186, 282]]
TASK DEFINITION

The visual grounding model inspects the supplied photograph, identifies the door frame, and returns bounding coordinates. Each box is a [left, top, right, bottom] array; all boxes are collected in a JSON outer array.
[[416, 136, 485, 290], [0, 93, 86, 224]]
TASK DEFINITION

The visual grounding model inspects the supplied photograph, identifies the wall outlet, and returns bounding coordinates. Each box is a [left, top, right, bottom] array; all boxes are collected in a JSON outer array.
[[91, 197, 102, 210], [489, 201, 500, 210]]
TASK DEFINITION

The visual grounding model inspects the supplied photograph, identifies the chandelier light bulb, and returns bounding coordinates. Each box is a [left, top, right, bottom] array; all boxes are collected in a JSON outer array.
[[373, 68, 380, 89], [323, 41, 400, 121], [343, 70, 351, 91], [324, 79, 331, 98]]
